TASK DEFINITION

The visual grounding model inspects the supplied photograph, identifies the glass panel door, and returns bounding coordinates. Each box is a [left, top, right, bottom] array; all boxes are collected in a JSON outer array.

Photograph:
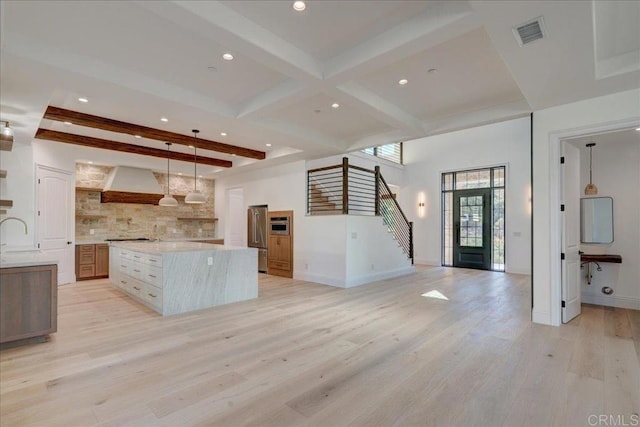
[[453, 189, 491, 270]]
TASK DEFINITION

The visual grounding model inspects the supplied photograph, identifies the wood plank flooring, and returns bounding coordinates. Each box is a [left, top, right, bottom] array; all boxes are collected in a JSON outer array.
[[1, 266, 638, 426]]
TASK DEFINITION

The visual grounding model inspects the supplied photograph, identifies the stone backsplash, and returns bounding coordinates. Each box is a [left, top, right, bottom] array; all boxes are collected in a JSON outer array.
[[75, 163, 216, 241]]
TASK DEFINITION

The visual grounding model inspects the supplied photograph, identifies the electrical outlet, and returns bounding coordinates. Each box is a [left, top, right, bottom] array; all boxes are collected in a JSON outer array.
[[351, 232, 357, 239], [207, 257, 213, 266], [173, 228, 177, 233], [89, 229, 95, 235]]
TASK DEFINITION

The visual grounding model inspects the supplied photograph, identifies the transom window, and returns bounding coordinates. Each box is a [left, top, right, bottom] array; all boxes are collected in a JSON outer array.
[[362, 142, 402, 164]]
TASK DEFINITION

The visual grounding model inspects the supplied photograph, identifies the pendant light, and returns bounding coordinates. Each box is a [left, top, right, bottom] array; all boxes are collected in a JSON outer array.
[[584, 142, 598, 195], [159, 142, 178, 207], [185, 129, 206, 204]]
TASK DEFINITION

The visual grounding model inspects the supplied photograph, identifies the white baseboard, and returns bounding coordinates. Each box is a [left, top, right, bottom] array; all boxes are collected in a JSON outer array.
[[295, 265, 416, 289], [414, 258, 440, 266], [344, 266, 416, 288], [293, 272, 347, 288], [532, 310, 552, 325], [581, 292, 640, 310]]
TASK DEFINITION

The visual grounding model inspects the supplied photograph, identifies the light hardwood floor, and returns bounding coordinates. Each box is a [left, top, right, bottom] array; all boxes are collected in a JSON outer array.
[[1, 266, 638, 426]]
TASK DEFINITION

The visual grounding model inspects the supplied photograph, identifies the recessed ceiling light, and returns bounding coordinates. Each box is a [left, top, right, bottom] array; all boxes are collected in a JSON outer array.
[[331, 103, 340, 109], [161, 117, 168, 122], [398, 79, 408, 85], [266, 143, 272, 147], [636, 127, 640, 131], [427, 68, 438, 74], [78, 97, 88, 103], [293, 1, 306, 11], [222, 53, 234, 61], [63, 121, 73, 125], [134, 135, 142, 139], [220, 132, 227, 136], [88, 161, 93, 164]]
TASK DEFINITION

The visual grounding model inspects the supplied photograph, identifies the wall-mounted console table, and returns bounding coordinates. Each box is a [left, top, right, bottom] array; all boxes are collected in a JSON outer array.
[[580, 254, 622, 285]]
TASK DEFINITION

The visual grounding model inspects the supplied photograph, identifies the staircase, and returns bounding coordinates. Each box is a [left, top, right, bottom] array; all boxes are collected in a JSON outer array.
[[307, 157, 413, 263]]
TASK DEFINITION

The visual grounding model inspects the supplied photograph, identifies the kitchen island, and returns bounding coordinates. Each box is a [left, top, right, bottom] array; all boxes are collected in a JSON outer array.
[[109, 242, 257, 316], [1, 251, 58, 347]]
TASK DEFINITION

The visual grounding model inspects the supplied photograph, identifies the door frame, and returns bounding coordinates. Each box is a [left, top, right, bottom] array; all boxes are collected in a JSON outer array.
[[547, 117, 639, 326], [452, 188, 492, 270]]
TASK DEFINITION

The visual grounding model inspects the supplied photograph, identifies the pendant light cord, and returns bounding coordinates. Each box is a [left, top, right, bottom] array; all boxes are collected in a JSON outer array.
[[192, 129, 200, 191], [166, 142, 171, 195]]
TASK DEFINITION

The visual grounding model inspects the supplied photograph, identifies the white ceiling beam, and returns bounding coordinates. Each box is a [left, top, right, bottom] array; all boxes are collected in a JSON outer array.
[[324, 2, 478, 82], [336, 83, 425, 137], [138, 1, 323, 81], [236, 80, 316, 120], [2, 35, 237, 119]]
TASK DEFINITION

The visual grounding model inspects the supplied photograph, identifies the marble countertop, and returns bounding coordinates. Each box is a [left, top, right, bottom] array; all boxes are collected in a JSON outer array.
[[110, 241, 250, 254], [75, 237, 223, 245], [1, 250, 59, 268]]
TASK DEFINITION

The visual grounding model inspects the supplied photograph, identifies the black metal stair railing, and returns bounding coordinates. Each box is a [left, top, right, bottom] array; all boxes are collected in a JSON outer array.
[[377, 171, 413, 262], [307, 157, 413, 262]]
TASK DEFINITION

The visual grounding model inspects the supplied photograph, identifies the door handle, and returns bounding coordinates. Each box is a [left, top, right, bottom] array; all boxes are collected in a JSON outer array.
[[67, 241, 73, 245], [578, 251, 584, 255]]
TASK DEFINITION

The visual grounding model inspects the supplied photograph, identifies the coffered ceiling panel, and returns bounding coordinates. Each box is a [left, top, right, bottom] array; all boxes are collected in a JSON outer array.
[[356, 28, 525, 121], [3, 0, 287, 106], [265, 93, 393, 143], [220, 0, 434, 61]]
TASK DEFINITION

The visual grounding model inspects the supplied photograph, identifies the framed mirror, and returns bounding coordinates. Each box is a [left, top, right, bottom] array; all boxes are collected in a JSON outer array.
[[580, 197, 613, 244]]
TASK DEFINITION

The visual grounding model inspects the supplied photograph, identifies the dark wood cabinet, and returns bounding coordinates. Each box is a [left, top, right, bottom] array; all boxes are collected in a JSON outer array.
[[0, 264, 58, 345], [76, 243, 109, 280], [267, 211, 293, 278]]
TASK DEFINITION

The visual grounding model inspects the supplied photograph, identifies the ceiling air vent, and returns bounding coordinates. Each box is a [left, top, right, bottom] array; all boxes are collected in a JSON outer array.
[[513, 16, 546, 46]]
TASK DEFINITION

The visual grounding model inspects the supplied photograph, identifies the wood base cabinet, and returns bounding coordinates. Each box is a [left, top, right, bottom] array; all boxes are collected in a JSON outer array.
[[76, 243, 109, 280], [0, 264, 58, 346], [267, 210, 293, 278]]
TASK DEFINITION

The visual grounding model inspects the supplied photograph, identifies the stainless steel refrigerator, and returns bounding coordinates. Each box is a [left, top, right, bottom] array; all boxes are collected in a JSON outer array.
[[248, 205, 268, 272]]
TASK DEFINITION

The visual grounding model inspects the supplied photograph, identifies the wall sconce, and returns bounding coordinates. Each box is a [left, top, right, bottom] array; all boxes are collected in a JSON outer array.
[[417, 192, 426, 218]]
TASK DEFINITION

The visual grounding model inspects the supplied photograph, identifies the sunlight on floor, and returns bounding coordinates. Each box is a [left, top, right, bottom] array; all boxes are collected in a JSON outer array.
[[421, 290, 449, 300]]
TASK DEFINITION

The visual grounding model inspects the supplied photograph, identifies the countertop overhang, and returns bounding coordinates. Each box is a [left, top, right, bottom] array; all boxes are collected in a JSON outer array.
[[110, 241, 250, 254], [0, 250, 59, 268]]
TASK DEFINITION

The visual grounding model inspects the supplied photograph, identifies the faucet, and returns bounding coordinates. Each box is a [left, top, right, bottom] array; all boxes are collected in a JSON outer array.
[[0, 217, 28, 234]]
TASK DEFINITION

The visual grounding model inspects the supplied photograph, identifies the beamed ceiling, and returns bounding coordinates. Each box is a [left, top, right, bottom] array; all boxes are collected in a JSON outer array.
[[0, 0, 638, 176]]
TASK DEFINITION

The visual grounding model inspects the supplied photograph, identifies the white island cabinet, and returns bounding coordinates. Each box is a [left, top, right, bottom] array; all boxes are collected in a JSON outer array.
[[109, 242, 258, 315]]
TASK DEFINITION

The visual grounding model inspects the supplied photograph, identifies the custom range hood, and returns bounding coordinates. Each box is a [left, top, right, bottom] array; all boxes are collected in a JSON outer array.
[[101, 166, 164, 204]]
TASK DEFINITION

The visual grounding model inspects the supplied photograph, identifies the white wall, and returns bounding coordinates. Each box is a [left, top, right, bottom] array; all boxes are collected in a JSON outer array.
[[574, 137, 640, 309], [307, 151, 404, 186], [215, 159, 413, 287], [0, 142, 36, 247], [345, 216, 413, 287], [532, 88, 640, 326], [400, 117, 532, 274]]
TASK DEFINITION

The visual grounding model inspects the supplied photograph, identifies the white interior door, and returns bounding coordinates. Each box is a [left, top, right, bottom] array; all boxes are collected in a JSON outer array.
[[561, 142, 581, 323], [36, 165, 74, 285], [227, 188, 244, 247]]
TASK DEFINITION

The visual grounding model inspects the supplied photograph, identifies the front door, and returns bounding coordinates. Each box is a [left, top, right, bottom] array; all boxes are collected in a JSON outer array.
[[453, 189, 491, 270]]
